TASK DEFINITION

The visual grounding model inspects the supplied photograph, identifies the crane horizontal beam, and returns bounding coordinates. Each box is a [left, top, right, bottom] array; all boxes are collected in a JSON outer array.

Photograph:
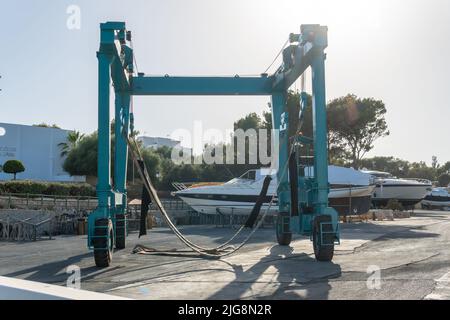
[[131, 76, 274, 96]]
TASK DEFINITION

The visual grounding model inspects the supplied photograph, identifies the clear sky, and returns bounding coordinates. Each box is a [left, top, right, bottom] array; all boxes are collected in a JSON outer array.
[[1, 0, 449, 164]]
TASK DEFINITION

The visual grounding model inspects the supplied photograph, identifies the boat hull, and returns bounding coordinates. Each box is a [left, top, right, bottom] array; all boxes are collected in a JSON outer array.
[[371, 184, 431, 207], [177, 186, 374, 216], [421, 194, 450, 210]]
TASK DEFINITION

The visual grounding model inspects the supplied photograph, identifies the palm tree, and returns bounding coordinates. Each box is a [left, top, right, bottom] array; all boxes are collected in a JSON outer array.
[[58, 131, 85, 157]]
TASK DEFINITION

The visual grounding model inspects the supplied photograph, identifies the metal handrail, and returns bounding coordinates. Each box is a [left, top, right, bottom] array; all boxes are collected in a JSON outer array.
[[0, 192, 97, 200]]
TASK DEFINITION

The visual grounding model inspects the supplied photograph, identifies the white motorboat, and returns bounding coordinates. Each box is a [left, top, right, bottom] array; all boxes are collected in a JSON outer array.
[[421, 187, 450, 210], [361, 170, 432, 208], [174, 166, 375, 216]]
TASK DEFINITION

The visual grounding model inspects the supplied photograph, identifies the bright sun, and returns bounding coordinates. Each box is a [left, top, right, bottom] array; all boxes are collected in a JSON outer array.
[[277, 0, 383, 30]]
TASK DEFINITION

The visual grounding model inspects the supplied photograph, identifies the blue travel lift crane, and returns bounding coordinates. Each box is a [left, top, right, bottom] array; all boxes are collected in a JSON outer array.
[[88, 21, 340, 267]]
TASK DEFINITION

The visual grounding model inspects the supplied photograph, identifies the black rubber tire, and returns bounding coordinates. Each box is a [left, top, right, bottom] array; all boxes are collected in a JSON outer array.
[[115, 214, 126, 250], [93, 218, 113, 268], [276, 212, 292, 246], [313, 215, 334, 262]]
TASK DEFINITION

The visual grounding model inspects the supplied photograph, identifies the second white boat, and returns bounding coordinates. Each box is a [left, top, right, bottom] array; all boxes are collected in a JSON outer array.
[[361, 170, 432, 208]]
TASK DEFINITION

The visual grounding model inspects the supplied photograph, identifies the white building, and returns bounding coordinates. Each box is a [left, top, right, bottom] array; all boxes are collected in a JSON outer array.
[[137, 136, 193, 159], [0, 123, 85, 182], [137, 136, 182, 150]]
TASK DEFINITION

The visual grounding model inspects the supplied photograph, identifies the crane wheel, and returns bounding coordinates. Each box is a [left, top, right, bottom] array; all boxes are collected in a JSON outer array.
[[93, 218, 113, 268], [313, 215, 334, 262], [276, 212, 292, 246], [115, 214, 126, 250]]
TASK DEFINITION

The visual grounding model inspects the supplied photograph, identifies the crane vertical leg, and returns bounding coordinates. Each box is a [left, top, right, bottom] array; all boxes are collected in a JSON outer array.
[[87, 51, 115, 267], [114, 93, 130, 194], [272, 92, 292, 245], [113, 93, 130, 249], [310, 50, 339, 261], [311, 51, 329, 215], [96, 52, 113, 213]]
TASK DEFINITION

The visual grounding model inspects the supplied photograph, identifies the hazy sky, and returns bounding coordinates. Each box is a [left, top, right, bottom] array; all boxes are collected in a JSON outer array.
[[1, 0, 449, 164]]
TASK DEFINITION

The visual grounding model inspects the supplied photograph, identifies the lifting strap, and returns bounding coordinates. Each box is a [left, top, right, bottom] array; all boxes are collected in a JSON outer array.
[[289, 150, 299, 217], [139, 159, 152, 238], [244, 175, 272, 228], [126, 134, 280, 257]]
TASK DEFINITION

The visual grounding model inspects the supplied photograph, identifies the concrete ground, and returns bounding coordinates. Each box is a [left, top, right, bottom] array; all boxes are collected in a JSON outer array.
[[1, 210, 449, 300]]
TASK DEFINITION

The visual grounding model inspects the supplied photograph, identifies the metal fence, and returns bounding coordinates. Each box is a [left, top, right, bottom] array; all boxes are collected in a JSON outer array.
[[149, 198, 191, 211], [0, 211, 54, 241], [0, 193, 98, 212], [186, 210, 275, 228]]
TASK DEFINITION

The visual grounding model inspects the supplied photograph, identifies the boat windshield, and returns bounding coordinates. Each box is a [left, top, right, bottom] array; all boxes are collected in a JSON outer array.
[[238, 170, 257, 181], [225, 169, 275, 185], [370, 171, 395, 179]]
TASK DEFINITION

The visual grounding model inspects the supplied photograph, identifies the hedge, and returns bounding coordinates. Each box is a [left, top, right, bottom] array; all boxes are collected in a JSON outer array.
[[0, 180, 96, 197]]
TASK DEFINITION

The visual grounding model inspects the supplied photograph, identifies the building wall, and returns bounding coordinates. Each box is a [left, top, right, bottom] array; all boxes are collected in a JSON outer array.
[[0, 123, 85, 182], [138, 136, 181, 149]]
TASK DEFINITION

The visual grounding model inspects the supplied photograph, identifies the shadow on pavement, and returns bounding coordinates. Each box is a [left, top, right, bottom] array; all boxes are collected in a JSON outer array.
[[209, 245, 341, 300], [371, 228, 439, 242], [4, 253, 121, 284], [151, 223, 441, 245]]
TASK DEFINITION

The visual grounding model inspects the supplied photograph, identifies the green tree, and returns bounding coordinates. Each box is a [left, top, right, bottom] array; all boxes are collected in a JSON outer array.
[[431, 156, 439, 169], [359, 156, 410, 178], [233, 112, 267, 167], [140, 148, 162, 182], [233, 112, 261, 131], [326, 103, 349, 164], [259, 92, 390, 167], [437, 161, 450, 176], [58, 131, 85, 157], [63, 130, 165, 184], [407, 161, 437, 181], [63, 133, 98, 176], [327, 94, 389, 168], [262, 108, 272, 130], [159, 164, 201, 190], [438, 173, 450, 187], [3, 160, 25, 180], [154, 145, 173, 159], [33, 123, 61, 129]]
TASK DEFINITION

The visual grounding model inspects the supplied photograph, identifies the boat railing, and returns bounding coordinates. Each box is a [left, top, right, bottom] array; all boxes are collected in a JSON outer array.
[[172, 181, 226, 190], [171, 182, 188, 191], [403, 178, 432, 185]]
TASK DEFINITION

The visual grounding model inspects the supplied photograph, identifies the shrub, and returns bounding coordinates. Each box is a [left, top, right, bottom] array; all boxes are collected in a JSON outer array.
[[0, 180, 95, 197], [438, 173, 450, 187], [385, 199, 403, 211], [2, 160, 25, 180]]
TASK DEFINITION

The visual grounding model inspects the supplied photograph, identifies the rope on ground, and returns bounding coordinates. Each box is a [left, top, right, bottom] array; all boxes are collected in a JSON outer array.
[[126, 133, 293, 258]]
